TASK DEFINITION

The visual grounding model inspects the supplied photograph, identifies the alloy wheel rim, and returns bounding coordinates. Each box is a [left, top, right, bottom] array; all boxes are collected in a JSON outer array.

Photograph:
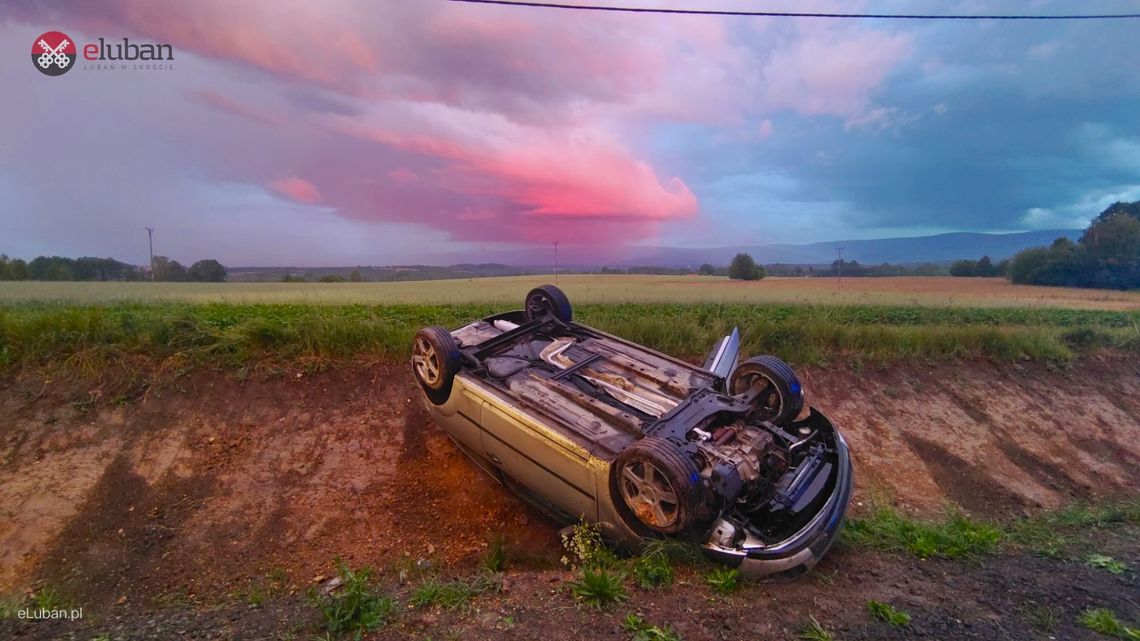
[[412, 337, 441, 385], [619, 460, 679, 528]]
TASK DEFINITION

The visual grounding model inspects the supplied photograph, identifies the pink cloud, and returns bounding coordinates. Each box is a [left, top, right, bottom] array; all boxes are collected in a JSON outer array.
[[271, 176, 322, 204], [2, 1, 913, 253], [386, 168, 418, 183], [191, 90, 284, 127]]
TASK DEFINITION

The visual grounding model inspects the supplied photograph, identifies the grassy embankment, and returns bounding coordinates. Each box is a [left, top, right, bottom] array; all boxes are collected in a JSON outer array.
[[1, 301, 1138, 372]]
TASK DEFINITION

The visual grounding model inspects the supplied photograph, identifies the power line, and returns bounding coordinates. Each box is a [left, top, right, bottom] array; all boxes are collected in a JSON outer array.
[[449, 0, 1140, 20]]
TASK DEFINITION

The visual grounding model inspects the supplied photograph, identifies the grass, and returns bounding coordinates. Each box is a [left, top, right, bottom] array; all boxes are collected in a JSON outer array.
[[309, 560, 396, 640], [623, 613, 683, 641], [1086, 554, 1130, 575], [843, 506, 1003, 558], [1020, 601, 1059, 633], [1079, 608, 1140, 639], [796, 616, 835, 641], [846, 498, 1140, 561], [867, 600, 912, 626], [482, 535, 507, 573], [567, 567, 628, 609], [703, 567, 740, 595], [409, 572, 501, 610], [1005, 498, 1140, 557], [3, 298, 1138, 375], [632, 550, 675, 589]]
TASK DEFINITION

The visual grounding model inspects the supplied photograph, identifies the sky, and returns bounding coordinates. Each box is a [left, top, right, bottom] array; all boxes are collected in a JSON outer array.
[[2, 0, 1139, 266]]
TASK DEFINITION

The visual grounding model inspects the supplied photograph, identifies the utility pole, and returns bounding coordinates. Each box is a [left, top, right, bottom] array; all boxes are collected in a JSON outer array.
[[145, 227, 155, 282], [553, 240, 560, 284], [836, 246, 845, 286]]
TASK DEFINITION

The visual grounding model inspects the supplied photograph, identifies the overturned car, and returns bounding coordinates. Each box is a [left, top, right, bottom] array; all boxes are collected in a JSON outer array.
[[411, 285, 852, 578]]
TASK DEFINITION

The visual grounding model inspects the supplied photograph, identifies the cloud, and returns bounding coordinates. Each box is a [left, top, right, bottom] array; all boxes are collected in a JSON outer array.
[[271, 177, 322, 204], [6, 0, 1136, 266]]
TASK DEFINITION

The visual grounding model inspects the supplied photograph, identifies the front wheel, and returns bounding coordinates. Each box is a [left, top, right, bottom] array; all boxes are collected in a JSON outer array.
[[412, 326, 460, 405], [610, 437, 700, 535], [728, 355, 804, 426]]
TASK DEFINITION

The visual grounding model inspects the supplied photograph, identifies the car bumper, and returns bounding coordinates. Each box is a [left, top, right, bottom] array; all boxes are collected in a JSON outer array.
[[702, 425, 854, 580]]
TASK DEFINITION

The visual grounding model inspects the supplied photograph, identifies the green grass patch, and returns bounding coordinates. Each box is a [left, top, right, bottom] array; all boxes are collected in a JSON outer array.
[[309, 560, 396, 640], [867, 600, 912, 626], [1087, 554, 1130, 575], [796, 616, 835, 641], [848, 498, 1140, 560], [409, 572, 501, 611], [632, 550, 675, 590], [3, 300, 1136, 373], [567, 566, 628, 609], [1005, 498, 1140, 557], [622, 613, 683, 641], [1079, 608, 1140, 639], [703, 567, 740, 595], [844, 507, 1002, 558]]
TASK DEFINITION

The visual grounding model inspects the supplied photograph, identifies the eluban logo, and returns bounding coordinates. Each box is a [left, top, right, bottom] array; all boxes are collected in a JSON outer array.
[[32, 31, 75, 76]]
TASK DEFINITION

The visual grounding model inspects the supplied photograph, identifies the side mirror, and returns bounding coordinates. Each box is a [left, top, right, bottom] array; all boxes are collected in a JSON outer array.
[[703, 327, 740, 380]]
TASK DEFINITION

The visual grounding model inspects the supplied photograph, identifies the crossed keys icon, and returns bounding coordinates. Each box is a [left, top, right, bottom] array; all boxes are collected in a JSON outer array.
[[37, 37, 72, 70]]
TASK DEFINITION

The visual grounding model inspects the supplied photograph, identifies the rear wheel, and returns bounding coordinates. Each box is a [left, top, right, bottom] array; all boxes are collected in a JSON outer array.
[[610, 437, 699, 535], [728, 355, 804, 426], [412, 326, 461, 405], [524, 285, 572, 323]]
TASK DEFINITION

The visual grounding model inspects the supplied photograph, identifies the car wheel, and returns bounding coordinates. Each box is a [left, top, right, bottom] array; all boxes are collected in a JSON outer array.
[[728, 355, 804, 426], [412, 326, 460, 405], [524, 284, 572, 323], [610, 437, 699, 535]]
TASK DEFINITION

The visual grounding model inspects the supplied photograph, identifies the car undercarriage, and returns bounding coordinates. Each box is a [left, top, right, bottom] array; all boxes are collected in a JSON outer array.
[[412, 285, 852, 577]]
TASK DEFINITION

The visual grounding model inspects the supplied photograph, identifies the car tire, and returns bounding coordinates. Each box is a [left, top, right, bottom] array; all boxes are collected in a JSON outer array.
[[524, 284, 572, 323], [610, 437, 700, 535], [728, 355, 804, 426], [412, 326, 461, 405]]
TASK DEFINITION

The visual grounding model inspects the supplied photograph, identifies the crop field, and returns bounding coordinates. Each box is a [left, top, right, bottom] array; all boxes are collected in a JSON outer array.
[[2, 274, 1138, 369], [2, 274, 1139, 309]]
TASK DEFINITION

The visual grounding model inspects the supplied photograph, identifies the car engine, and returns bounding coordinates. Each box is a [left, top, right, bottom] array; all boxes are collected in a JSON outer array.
[[690, 421, 789, 507]]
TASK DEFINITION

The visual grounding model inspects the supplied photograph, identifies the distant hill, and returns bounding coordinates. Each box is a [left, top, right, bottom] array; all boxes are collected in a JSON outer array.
[[615, 230, 1082, 268]]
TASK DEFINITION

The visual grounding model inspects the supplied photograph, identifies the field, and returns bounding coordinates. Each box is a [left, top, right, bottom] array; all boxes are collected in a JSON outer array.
[[2, 275, 1139, 641], [2, 274, 1140, 308]]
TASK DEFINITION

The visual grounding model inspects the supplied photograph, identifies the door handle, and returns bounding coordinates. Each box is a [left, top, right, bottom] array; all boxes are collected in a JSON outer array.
[[488, 453, 503, 465]]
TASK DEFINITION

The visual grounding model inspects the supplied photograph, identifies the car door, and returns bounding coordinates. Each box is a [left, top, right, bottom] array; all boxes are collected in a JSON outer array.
[[479, 397, 598, 522]]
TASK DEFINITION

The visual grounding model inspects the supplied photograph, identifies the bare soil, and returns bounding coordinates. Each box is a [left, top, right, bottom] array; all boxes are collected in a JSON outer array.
[[1, 356, 1138, 640]]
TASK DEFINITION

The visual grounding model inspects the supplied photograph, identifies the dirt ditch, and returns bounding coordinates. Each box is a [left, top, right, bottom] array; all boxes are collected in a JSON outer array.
[[1, 356, 1139, 634]]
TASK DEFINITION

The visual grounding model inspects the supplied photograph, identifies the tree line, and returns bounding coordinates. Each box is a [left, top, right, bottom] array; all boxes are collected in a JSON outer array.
[[1005, 201, 1140, 290], [0, 255, 227, 282]]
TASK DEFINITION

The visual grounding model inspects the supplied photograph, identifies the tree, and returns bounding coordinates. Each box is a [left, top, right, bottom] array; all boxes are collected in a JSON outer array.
[[349, 270, 363, 282], [318, 274, 346, 282], [950, 255, 1002, 277], [188, 259, 227, 282], [698, 263, 717, 276], [728, 253, 764, 281], [3, 257, 28, 280], [1008, 201, 1140, 290], [152, 256, 187, 282]]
